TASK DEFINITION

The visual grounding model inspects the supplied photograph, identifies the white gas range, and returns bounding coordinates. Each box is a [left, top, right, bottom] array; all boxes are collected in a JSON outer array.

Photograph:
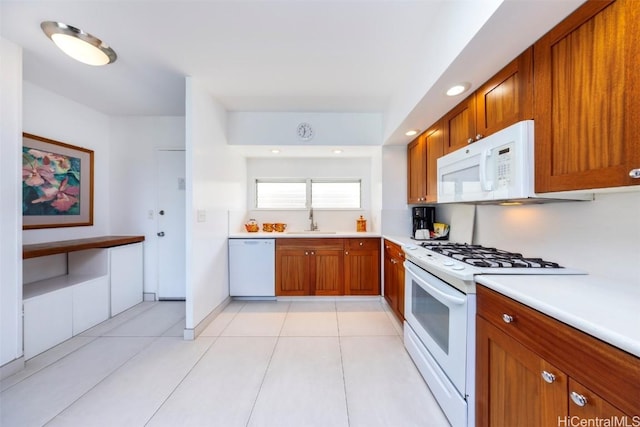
[[402, 241, 586, 427]]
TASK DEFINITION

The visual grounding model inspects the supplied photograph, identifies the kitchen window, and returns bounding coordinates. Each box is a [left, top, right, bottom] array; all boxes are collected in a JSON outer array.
[[255, 179, 361, 209]]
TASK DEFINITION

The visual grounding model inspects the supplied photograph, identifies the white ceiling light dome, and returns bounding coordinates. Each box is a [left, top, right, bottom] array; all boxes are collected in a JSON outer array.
[[41, 21, 117, 66]]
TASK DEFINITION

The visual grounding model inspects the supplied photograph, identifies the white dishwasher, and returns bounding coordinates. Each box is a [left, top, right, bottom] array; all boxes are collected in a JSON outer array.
[[228, 239, 275, 297]]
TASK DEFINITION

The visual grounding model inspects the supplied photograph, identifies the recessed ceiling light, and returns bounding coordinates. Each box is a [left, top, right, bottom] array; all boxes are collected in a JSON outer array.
[[271, 149, 281, 154], [405, 129, 420, 137], [41, 21, 117, 66], [332, 149, 343, 154], [446, 82, 471, 97]]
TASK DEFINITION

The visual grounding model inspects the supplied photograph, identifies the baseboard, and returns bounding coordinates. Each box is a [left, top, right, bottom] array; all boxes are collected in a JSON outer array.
[[183, 296, 231, 341], [143, 292, 156, 302], [1, 356, 25, 380]]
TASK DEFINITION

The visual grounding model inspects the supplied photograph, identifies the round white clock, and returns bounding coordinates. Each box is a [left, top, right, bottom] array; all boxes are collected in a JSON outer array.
[[296, 122, 314, 141]]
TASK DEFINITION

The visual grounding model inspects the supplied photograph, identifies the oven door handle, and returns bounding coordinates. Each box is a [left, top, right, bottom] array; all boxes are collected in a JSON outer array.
[[409, 268, 466, 305]]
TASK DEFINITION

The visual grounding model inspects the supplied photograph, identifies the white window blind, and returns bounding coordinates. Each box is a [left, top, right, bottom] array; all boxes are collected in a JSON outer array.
[[311, 181, 361, 208], [255, 180, 306, 209], [255, 179, 361, 209]]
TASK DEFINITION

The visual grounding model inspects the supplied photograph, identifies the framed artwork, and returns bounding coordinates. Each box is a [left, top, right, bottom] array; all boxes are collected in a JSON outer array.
[[22, 133, 94, 229]]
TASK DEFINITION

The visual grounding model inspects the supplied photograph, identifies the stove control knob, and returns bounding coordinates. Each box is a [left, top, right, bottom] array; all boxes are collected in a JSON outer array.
[[443, 260, 455, 266], [452, 264, 465, 271]]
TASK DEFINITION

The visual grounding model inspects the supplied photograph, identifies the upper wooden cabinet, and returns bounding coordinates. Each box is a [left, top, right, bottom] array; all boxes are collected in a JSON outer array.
[[442, 94, 476, 153], [407, 133, 427, 203], [476, 47, 533, 138], [425, 122, 444, 203], [407, 121, 443, 204], [534, 0, 640, 192]]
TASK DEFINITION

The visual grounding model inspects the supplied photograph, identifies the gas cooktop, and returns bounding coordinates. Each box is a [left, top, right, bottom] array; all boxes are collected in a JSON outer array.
[[403, 241, 586, 293], [419, 242, 563, 269]]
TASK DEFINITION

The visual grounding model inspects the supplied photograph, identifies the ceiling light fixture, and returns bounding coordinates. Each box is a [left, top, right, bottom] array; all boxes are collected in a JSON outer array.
[[405, 129, 420, 137], [446, 82, 471, 97], [271, 149, 281, 154], [332, 149, 343, 154], [41, 21, 117, 66]]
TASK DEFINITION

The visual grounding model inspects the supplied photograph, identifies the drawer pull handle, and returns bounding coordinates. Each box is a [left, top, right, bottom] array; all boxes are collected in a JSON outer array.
[[502, 314, 514, 324], [541, 371, 556, 384], [359, 242, 364, 246], [629, 168, 640, 178], [570, 391, 588, 407]]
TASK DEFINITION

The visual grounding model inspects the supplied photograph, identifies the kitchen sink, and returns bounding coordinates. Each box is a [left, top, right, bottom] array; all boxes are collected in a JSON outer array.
[[285, 231, 337, 234]]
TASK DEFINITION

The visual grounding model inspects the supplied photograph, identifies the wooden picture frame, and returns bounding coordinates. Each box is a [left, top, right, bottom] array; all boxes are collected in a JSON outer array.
[[22, 133, 94, 229]]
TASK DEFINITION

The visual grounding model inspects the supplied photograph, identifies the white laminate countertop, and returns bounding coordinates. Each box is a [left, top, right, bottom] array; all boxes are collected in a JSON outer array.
[[476, 274, 640, 358], [228, 231, 382, 239]]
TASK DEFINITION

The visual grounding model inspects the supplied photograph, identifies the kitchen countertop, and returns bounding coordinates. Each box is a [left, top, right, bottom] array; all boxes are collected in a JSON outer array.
[[229, 231, 382, 238], [476, 274, 640, 358]]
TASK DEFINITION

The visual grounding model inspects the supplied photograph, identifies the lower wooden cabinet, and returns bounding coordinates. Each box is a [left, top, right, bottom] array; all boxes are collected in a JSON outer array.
[[383, 239, 405, 321], [476, 286, 640, 426], [275, 238, 380, 296], [344, 238, 380, 295]]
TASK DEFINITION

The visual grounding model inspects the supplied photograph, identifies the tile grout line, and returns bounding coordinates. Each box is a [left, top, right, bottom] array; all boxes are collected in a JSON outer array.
[[336, 299, 353, 427], [41, 334, 163, 426], [143, 335, 220, 427], [244, 300, 291, 427]]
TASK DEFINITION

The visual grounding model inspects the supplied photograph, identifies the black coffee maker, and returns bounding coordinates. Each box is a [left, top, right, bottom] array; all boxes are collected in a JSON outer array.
[[412, 206, 435, 240]]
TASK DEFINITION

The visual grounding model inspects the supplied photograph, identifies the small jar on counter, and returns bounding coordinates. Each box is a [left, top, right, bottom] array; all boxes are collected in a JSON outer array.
[[356, 215, 367, 232]]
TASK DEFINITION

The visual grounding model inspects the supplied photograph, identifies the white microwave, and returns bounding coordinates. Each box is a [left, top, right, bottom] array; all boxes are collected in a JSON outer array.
[[436, 120, 591, 204]]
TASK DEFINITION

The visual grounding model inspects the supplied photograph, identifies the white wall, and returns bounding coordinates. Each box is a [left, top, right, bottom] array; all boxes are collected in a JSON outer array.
[[185, 77, 247, 332], [437, 191, 640, 284], [243, 157, 376, 232], [381, 145, 411, 236], [0, 38, 24, 368], [228, 112, 382, 146], [109, 116, 185, 296], [22, 82, 110, 244]]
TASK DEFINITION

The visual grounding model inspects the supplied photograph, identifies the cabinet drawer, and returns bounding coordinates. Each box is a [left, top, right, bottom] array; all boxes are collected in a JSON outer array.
[[477, 285, 640, 416], [383, 240, 404, 261], [276, 238, 344, 251], [345, 238, 380, 251]]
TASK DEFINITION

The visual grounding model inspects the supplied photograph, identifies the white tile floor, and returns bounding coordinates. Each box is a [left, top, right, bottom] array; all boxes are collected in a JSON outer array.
[[1, 298, 450, 427]]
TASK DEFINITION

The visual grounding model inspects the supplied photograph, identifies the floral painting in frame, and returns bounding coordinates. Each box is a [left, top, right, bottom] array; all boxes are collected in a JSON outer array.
[[22, 133, 94, 229]]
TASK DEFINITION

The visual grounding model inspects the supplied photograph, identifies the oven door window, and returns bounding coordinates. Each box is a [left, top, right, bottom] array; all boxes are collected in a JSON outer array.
[[412, 281, 449, 354]]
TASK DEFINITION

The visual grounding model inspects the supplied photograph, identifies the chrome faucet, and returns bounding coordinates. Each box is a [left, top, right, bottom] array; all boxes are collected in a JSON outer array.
[[308, 207, 318, 231]]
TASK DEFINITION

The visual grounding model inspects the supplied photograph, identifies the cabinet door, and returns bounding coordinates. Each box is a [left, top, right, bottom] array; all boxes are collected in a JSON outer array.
[[476, 317, 568, 427], [72, 276, 109, 335], [311, 249, 344, 296], [23, 288, 73, 359], [424, 122, 444, 203], [407, 134, 427, 203], [534, 0, 640, 191], [276, 248, 310, 296], [568, 378, 630, 420], [110, 243, 143, 316], [344, 239, 380, 295], [476, 47, 533, 138], [443, 94, 476, 153], [395, 255, 405, 319]]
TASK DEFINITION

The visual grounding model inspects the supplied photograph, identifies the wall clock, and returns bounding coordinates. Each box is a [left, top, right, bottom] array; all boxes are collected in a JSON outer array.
[[296, 122, 314, 141]]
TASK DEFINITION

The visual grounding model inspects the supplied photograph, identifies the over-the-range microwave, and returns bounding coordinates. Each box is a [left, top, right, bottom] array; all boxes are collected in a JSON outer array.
[[436, 120, 592, 204]]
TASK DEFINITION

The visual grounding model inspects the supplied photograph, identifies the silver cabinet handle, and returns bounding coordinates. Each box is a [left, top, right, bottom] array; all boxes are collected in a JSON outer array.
[[475, 134, 484, 141], [311, 251, 315, 255], [629, 169, 640, 178], [345, 251, 349, 255], [502, 314, 514, 324], [359, 242, 364, 246], [390, 259, 397, 264], [541, 371, 556, 383], [570, 391, 588, 407], [467, 138, 474, 144], [305, 251, 309, 255]]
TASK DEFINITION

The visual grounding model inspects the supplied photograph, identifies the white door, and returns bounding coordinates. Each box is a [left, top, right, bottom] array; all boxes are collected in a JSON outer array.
[[157, 149, 186, 300]]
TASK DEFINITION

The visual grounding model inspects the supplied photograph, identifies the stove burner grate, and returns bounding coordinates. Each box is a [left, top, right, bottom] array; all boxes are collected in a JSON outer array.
[[420, 243, 563, 268]]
